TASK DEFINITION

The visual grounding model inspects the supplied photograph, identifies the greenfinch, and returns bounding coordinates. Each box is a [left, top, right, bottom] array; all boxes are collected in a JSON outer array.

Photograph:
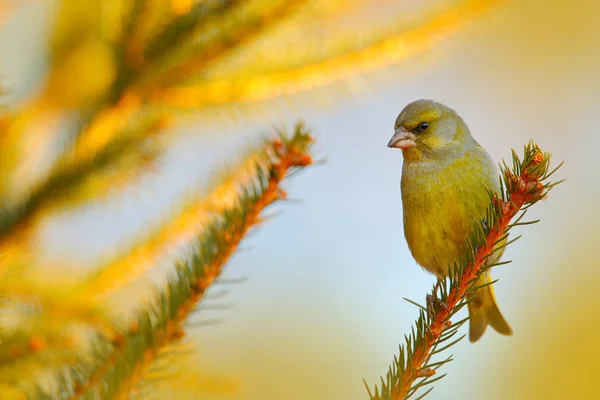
[[387, 99, 512, 342]]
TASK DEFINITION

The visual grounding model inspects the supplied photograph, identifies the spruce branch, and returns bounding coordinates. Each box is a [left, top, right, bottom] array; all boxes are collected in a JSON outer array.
[[367, 142, 562, 400], [0, 142, 269, 346], [10, 123, 308, 340], [0, 112, 170, 275], [38, 124, 314, 399], [157, 0, 500, 107], [141, 0, 243, 67], [0, 279, 117, 340], [75, 141, 275, 303], [105, 0, 245, 105], [65, 0, 299, 158], [28, 0, 245, 191], [3, 0, 303, 237], [0, 318, 79, 377], [146, 0, 310, 91]]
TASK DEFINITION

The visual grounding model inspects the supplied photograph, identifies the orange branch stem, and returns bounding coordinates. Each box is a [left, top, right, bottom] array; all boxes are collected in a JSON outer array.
[[70, 136, 312, 399], [115, 140, 311, 398]]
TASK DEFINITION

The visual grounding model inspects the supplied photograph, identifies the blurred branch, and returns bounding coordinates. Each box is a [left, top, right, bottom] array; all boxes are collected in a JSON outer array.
[[0, 112, 170, 276], [139, 0, 311, 91], [105, 0, 245, 103], [0, 1, 241, 202], [155, 0, 500, 107], [23, 124, 313, 399], [0, 0, 308, 241], [133, 0, 242, 73], [0, 316, 80, 377], [76, 141, 271, 303], [366, 143, 562, 399], [3, 124, 301, 340], [0, 125, 309, 349], [0, 131, 268, 345], [66, 0, 304, 156], [0, 279, 116, 339]]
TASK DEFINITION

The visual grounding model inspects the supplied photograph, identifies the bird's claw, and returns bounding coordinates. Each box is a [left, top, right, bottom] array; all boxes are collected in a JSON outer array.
[[426, 293, 449, 318]]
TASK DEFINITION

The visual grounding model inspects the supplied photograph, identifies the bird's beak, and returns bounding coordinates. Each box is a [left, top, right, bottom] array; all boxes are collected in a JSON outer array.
[[387, 128, 416, 149]]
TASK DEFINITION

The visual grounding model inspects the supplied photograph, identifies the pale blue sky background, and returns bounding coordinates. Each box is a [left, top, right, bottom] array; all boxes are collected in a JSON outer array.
[[1, 1, 599, 399]]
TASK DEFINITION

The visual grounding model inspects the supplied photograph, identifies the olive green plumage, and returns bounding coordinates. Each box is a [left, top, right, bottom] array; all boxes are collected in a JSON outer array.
[[388, 99, 512, 342]]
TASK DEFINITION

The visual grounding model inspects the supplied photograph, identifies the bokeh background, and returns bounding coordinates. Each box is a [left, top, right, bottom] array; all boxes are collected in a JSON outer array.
[[1, 0, 599, 399]]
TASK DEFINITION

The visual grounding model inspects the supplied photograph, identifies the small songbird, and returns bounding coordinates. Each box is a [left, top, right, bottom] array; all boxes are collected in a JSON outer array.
[[387, 99, 512, 342]]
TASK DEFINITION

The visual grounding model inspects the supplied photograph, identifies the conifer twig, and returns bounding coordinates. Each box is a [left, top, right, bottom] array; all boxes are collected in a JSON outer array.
[[367, 142, 562, 400], [54, 124, 314, 400], [0, 113, 169, 276], [157, 0, 500, 107], [75, 150, 270, 303], [0, 149, 268, 343]]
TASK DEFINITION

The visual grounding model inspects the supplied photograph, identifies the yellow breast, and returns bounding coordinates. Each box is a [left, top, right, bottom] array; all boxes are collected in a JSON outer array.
[[401, 146, 498, 277]]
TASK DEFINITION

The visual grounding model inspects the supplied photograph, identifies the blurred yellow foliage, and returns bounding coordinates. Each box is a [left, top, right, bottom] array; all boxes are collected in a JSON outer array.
[[157, 0, 501, 107], [77, 152, 266, 303], [43, 39, 116, 109], [171, 0, 193, 15]]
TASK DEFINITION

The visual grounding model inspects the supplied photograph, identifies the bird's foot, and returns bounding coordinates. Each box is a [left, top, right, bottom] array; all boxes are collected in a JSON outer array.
[[426, 293, 449, 319]]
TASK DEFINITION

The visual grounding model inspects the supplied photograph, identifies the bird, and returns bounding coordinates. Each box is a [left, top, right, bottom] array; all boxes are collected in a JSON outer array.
[[387, 99, 512, 342]]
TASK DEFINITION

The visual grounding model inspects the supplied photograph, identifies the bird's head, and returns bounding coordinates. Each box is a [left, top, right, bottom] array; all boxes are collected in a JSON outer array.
[[387, 99, 472, 160]]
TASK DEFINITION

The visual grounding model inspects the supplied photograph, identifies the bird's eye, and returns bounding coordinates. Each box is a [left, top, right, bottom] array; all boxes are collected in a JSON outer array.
[[418, 122, 429, 131]]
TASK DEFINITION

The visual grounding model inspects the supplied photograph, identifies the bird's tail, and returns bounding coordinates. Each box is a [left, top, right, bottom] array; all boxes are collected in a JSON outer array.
[[467, 272, 512, 342]]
